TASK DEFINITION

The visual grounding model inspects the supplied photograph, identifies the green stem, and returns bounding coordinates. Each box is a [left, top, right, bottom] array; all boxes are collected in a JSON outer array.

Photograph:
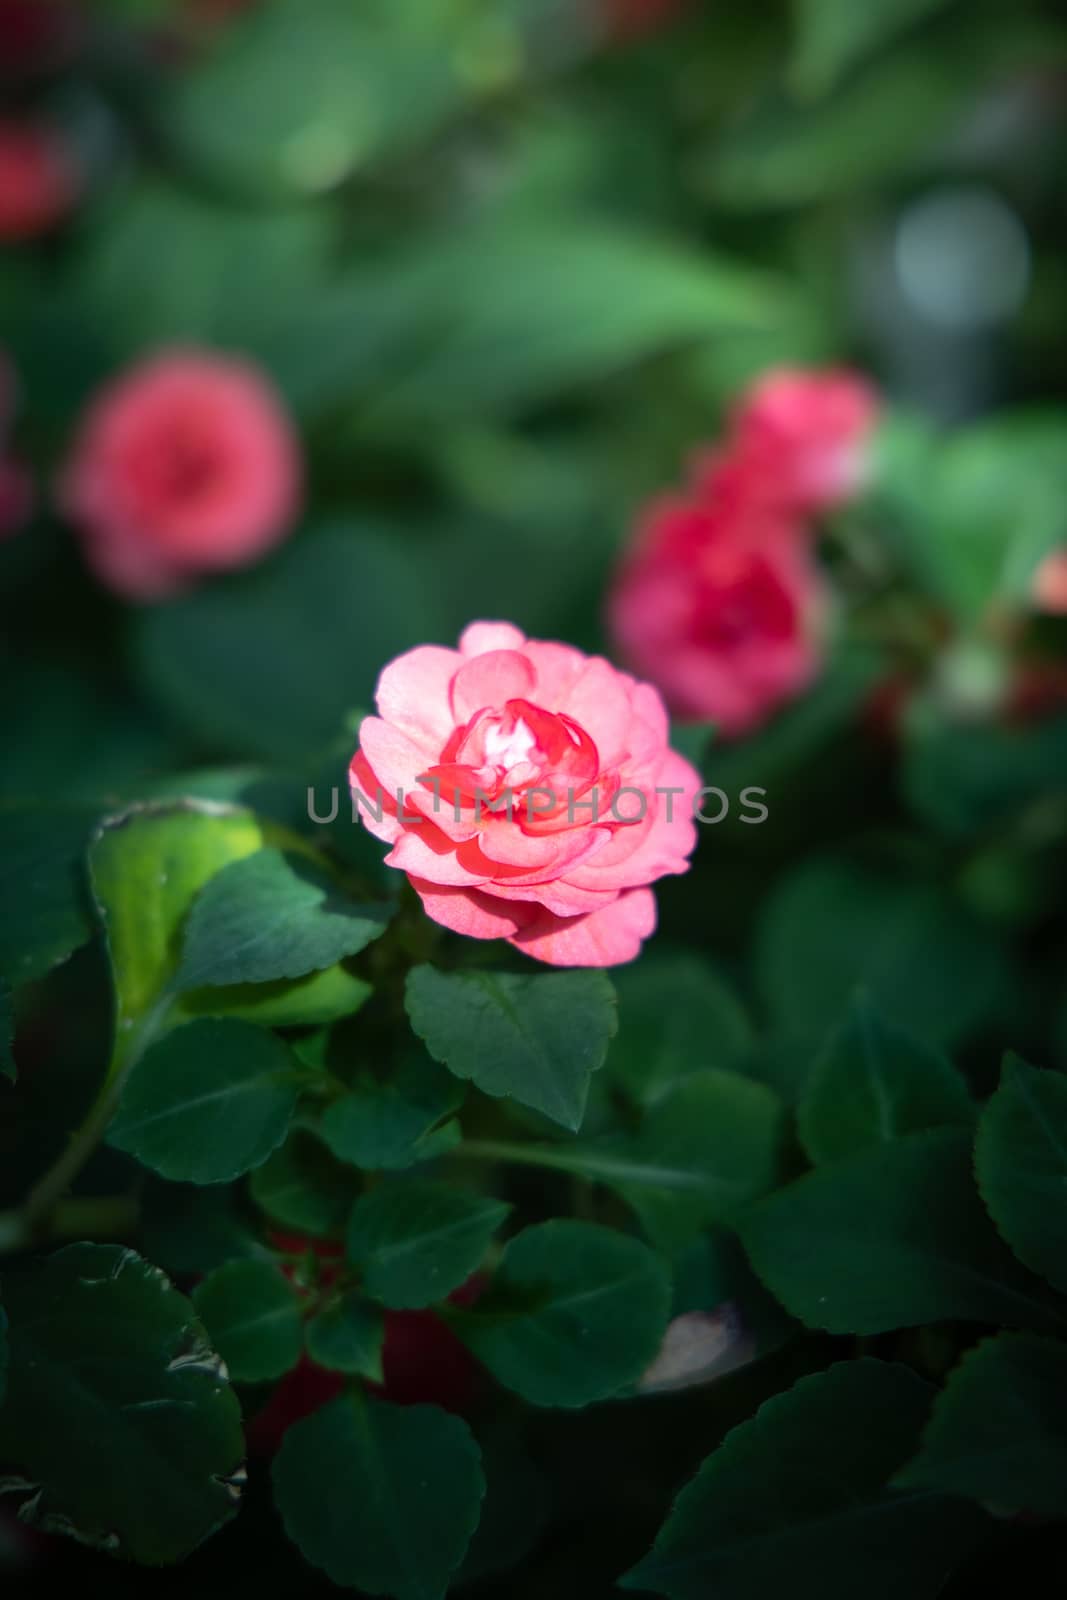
[[452, 1138, 591, 1177], [0, 994, 173, 1253]]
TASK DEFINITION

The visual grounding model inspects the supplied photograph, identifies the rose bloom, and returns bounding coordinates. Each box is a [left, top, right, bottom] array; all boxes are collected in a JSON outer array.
[[350, 622, 700, 967], [61, 350, 302, 599], [609, 493, 828, 734], [1032, 550, 1067, 614], [0, 117, 76, 241], [714, 366, 879, 516]]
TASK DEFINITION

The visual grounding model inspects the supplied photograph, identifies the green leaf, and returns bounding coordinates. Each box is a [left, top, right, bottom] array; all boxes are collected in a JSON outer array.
[[176, 848, 389, 991], [108, 1018, 301, 1184], [453, 1220, 670, 1408], [405, 966, 617, 1132], [975, 1054, 1067, 1294], [192, 1260, 303, 1383], [741, 1130, 1063, 1335], [180, 962, 374, 1029], [367, 217, 796, 424], [622, 1360, 987, 1600], [346, 1181, 509, 1310], [141, 1176, 268, 1275], [136, 521, 448, 764], [901, 702, 1067, 839], [320, 1048, 464, 1171], [473, 1071, 786, 1252], [791, 0, 952, 98], [162, 0, 468, 201], [607, 952, 753, 1108], [0, 977, 13, 1083], [272, 1391, 485, 1600], [895, 1333, 1067, 1516], [88, 801, 273, 1069], [0, 1245, 243, 1563], [754, 854, 1007, 1046], [250, 1127, 361, 1235], [0, 805, 96, 986], [306, 1292, 385, 1381], [798, 994, 973, 1164]]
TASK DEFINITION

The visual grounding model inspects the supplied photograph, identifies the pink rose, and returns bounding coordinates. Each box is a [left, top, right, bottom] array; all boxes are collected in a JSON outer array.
[[1033, 550, 1067, 614], [60, 350, 302, 600], [350, 623, 701, 968], [0, 117, 76, 241], [720, 366, 879, 516], [609, 493, 828, 734]]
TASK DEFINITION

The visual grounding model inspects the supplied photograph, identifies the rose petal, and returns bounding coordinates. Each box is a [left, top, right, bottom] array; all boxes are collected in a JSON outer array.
[[510, 887, 657, 967]]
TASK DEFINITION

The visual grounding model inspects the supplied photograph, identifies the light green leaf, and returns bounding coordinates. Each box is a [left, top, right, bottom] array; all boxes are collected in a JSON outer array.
[[622, 1360, 987, 1600], [273, 1391, 485, 1600], [975, 1054, 1067, 1294], [405, 965, 617, 1132], [192, 1260, 303, 1383], [0, 1245, 243, 1563], [453, 1220, 670, 1408], [176, 847, 388, 991], [798, 993, 973, 1164], [108, 1018, 301, 1184], [346, 1181, 509, 1310], [895, 1332, 1067, 1516], [741, 1130, 1063, 1335], [306, 1292, 385, 1381]]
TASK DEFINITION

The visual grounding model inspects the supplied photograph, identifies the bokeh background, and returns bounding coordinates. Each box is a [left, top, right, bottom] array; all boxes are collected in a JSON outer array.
[[3, 0, 1067, 1593]]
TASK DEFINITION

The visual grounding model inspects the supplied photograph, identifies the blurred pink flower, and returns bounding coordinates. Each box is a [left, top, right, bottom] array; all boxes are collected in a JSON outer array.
[[1033, 550, 1067, 614], [350, 622, 701, 967], [0, 0, 80, 78], [60, 350, 302, 600], [0, 117, 75, 240], [609, 493, 828, 734], [722, 366, 880, 516]]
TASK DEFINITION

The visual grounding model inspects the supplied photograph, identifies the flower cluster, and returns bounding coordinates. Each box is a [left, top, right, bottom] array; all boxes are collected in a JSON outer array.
[[351, 621, 700, 967], [609, 367, 879, 735]]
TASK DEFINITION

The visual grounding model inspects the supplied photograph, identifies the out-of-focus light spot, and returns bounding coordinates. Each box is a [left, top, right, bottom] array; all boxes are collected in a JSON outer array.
[[894, 186, 1030, 330], [454, 23, 524, 92]]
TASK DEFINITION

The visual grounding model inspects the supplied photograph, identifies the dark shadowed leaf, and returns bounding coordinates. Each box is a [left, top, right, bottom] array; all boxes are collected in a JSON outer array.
[[622, 1360, 987, 1600], [272, 1391, 484, 1600], [741, 1130, 1063, 1335], [108, 1018, 301, 1183], [975, 1054, 1067, 1294], [250, 1127, 362, 1235], [798, 993, 973, 1164], [405, 965, 617, 1132], [895, 1333, 1067, 1516], [0, 1245, 243, 1563], [346, 1180, 509, 1310], [0, 978, 13, 1082], [0, 806, 96, 987], [607, 952, 753, 1108], [319, 1047, 465, 1172], [306, 1292, 385, 1381], [193, 1260, 303, 1383], [453, 1220, 670, 1408]]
